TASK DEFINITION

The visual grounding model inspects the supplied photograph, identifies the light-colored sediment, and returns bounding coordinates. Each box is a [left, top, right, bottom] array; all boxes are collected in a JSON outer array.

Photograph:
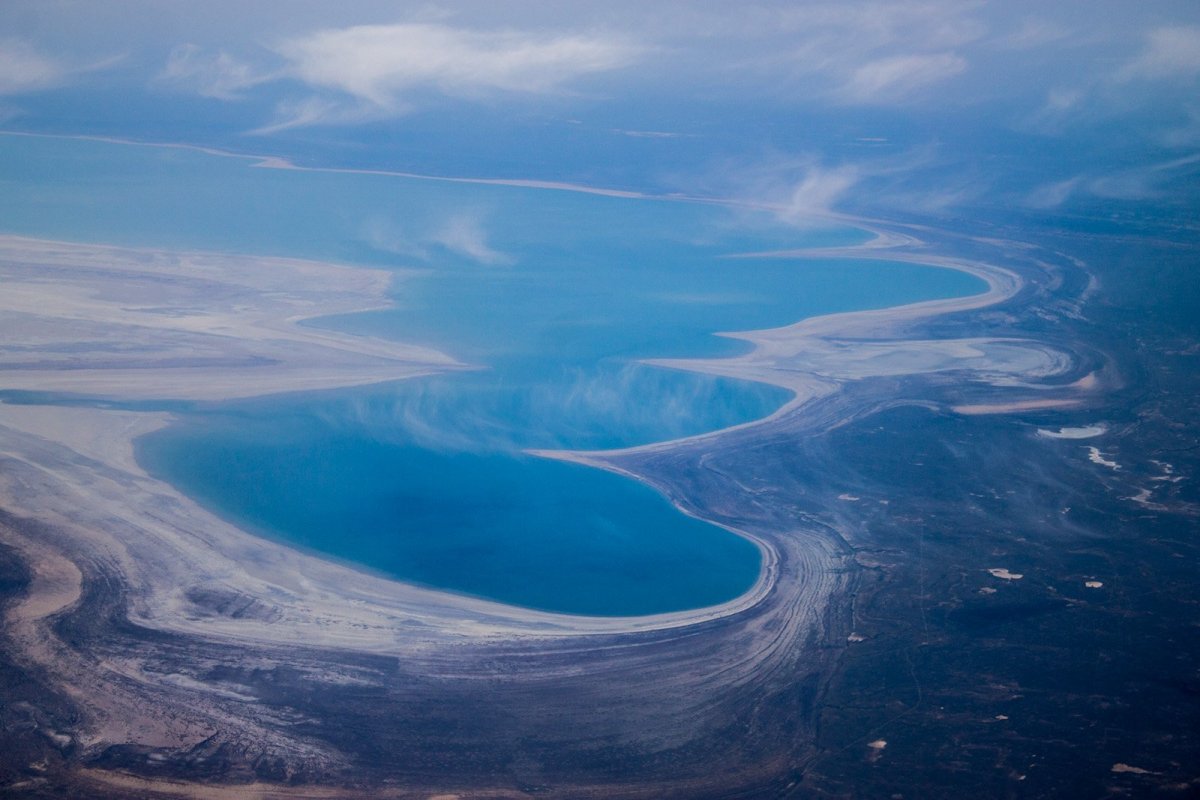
[[3, 209, 1080, 648], [0, 401, 778, 644], [0, 234, 778, 641], [0, 236, 460, 400], [955, 398, 1080, 415], [0, 130, 658, 202], [1111, 763, 1157, 775], [0, 180, 1088, 777], [78, 769, 507, 799], [1087, 446, 1120, 470], [536, 236, 1083, 467], [987, 568, 1024, 581], [1037, 424, 1107, 439], [3, 215, 1082, 649], [0, 231, 836, 778]]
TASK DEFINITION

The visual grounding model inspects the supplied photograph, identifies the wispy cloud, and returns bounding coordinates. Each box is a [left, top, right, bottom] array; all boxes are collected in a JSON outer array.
[[273, 22, 640, 117], [0, 38, 68, 95], [361, 216, 429, 261], [1089, 152, 1200, 199], [743, 1, 984, 105], [362, 212, 512, 266], [840, 52, 966, 103], [160, 44, 273, 100], [1118, 26, 1200, 82], [1017, 24, 1200, 139], [250, 95, 385, 135], [612, 128, 687, 139], [989, 17, 1071, 50], [1025, 176, 1084, 209], [1025, 153, 1200, 207], [697, 142, 988, 220], [775, 164, 861, 221], [1018, 86, 1089, 135], [432, 213, 512, 266], [195, 21, 647, 131], [701, 153, 864, 222], [1161, 105, 1200, 147]]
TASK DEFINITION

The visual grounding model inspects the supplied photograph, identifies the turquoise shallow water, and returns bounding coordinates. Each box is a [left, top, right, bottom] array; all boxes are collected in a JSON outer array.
[[1, 134, 987, 615]]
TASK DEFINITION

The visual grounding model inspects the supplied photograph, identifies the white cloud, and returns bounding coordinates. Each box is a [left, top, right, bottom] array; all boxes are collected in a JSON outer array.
[[722, 1, 984, 106], [713, 156, 863, 222], [777, 164, 860, 221], [1025, 154, 1200, 207], [1025, 176, 1083, 208], [778, 2, 984, 53], [160, 44, 272, 100], [361, 216, 429, 261], [275, 22, 641, 111], [1118, 26, 1200, 82], [250, 95, 386, 135], [432, 213, 512, 265], [613, 128, 685, 139], [990, 18, 1070, 50], [698, 141, 984, 221], [840, 52, 966, 103], [1043, 87, 1083, 112], [360, 212, 511, 266], [1161, 106, 1200, 147], [0, 39, 67, 95], [1017, 86, 1089, 134]]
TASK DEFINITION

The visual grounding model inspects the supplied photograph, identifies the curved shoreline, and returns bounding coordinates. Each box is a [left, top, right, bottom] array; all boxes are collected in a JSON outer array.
[[0, 207, 1073, 642], [529, 225, 1056, 629], [0, 129, 1036, 635], [0, 136, 1103, 796]]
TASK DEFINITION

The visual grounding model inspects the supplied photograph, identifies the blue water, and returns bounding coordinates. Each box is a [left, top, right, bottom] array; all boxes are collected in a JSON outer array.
[[1, 134, 987, 615], [137, 392, 769, 617]]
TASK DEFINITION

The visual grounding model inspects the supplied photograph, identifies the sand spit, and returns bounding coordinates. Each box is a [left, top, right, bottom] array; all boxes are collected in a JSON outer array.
[[0, 130, 662, 203], [535, 231, 1085, 467]]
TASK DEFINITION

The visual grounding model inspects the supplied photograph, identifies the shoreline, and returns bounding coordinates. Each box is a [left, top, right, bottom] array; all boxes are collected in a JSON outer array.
[[0, 206, 1084, 639], [0, 136, 1104, 793], [0, 231, 790, 638], [0, 128, 1046, 633]]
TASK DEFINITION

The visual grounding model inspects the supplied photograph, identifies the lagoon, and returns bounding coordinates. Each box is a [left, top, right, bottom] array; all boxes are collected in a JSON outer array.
[[1, 134, 986, 615]]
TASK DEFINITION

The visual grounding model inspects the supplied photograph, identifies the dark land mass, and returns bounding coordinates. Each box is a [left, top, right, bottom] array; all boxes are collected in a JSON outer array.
[[794, 218, 1200, 797]]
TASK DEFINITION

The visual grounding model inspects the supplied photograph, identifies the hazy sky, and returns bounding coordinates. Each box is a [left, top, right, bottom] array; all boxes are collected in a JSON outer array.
[[2, 1, 1198, 218]]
